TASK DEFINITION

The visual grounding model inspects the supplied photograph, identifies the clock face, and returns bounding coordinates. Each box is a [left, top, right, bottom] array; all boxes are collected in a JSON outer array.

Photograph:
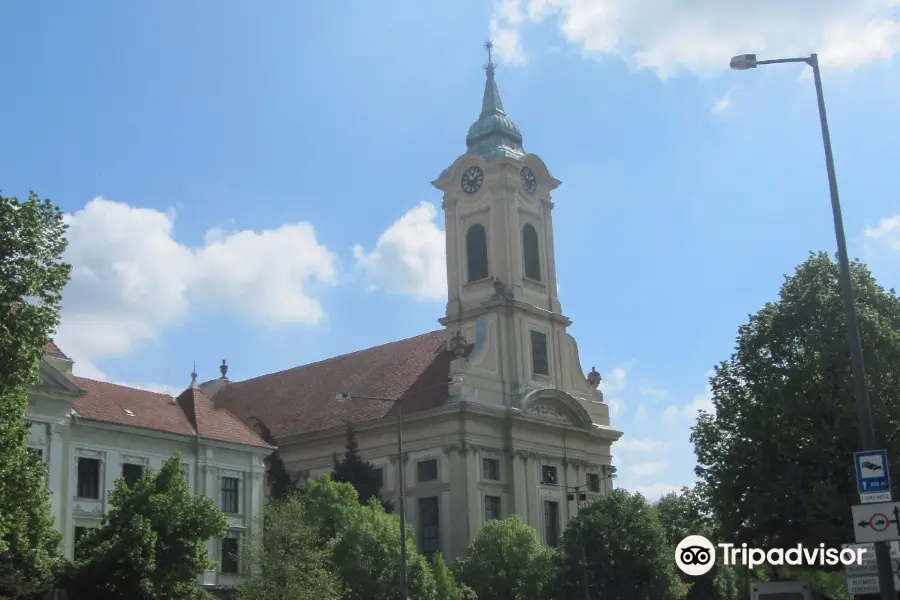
[[520, 166, 537, 195], [461, 166, 484, 194]]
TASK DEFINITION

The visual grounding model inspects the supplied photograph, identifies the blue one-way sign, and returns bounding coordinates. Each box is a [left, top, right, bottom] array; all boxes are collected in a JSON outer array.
[[855, 450, 891, 495]]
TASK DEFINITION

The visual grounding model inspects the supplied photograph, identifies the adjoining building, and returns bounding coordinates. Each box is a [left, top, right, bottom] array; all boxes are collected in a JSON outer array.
[[206, 46, 623, 562], [28, 341, 272, 589]]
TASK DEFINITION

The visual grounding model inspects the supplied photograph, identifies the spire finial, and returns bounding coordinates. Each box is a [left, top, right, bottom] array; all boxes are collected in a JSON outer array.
[[190, 361, 198, 386], [484, 39, 495, 71], [220, 359, 228, 379]]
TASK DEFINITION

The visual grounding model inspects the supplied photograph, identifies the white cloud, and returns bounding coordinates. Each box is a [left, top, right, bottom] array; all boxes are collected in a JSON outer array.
[[490, 0, 900, 76], [865, 215, 900, 250], [631, 461, 666, 477], [353, 202, 447, 301], [662, 405, 680, 423], [634, 481, 681, 500], [635, 403, 647, 421], [711, 94, 730, 114], [684, 389, 714, 418], [600, 362, 632, 418], [490, 0, 527, 64], [608, 398, 623, 418], [638, 382, 667, 400], [57, 197, 337, 378], [615, 438, 665, 453]]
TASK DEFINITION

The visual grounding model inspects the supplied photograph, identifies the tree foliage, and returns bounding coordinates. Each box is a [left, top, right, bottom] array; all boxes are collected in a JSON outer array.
[[656, 488, 738, 600], [558, 489, 688, 600], [58, 454, 227, 600], [455, 515, 556, 600], [0, 191, 70, 597], [236, 495, 341, 600], [692, 252, 900, 551], [252, 417, 296, 500], [332, 421, 389, 510]]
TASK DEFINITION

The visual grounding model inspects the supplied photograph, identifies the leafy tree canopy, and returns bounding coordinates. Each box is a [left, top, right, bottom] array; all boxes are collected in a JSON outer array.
[[0, 191, 70, 597], [455, 515, 556, 600], [656, 488, 738, 600], [332, 421, 389, 509], [558, 489, 688, 600], [692, 252, 900, 551], [236, 495, 341, 600], [58, 454, 227, 600]]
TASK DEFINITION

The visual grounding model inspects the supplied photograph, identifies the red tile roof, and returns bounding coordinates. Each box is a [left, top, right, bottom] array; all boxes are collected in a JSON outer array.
[[44, 340, 67, 359], [70, 377, 271, 449], [212, 330, 452, 440], [176, 386, 273, 448]]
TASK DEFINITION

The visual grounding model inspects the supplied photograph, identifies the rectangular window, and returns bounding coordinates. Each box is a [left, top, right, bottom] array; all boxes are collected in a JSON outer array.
[[418, 496, 440, 558], [373, 467, 384, 488], [587, 473, 601, 493], [77, 457, 101, 499], [220, 477, 240, 514], [417, 459, 438, 483], [544, 501, 560, 547], [485, 495, 502, 521], [121, 463, 144, 488], [541, 465, 558, 485], [221, 537, 239, 574], [531, 330, 549, 376], [182, 464, 190, 484], [482, 458, 500, 481]]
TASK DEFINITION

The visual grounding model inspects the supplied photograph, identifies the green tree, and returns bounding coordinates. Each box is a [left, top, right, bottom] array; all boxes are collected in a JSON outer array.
[[455, 515, 557, 600], [691, 252, 900, 551], [432, 553, 462, 600], [329, 499, 437, 600], [58, 454, 227, 600], [298, 475, 435, 600], [236, 495, 341, 600], [332, 421, 389, 509], [656, 488, 738, 600], [0, 191, 70, 598], [558, 489, 688, 600], [251, 417, 295, 500]]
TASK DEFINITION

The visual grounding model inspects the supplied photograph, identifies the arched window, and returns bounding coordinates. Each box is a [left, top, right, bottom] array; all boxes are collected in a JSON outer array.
[[522, 224, 541, 281], [466, 224, 489, 282]]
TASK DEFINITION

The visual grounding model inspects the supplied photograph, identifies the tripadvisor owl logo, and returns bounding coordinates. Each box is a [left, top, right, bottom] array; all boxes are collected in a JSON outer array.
[[674, 535, 867, 576], [676, 535, 717, 576]]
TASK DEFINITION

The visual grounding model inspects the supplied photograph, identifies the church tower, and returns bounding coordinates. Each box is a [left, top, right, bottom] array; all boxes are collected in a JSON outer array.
[[435, 42, 609, 427]]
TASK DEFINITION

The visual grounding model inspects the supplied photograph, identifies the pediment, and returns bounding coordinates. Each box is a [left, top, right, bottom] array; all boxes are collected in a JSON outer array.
[[33, 359, 83, 398], [519, 388, 593, 429]]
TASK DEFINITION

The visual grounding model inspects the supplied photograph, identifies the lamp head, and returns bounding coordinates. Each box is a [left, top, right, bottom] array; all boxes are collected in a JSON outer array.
[[730, 53, 758, 70]]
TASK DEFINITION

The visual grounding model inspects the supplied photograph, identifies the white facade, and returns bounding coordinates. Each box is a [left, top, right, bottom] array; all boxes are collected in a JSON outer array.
[[27, 353, 270, 588]]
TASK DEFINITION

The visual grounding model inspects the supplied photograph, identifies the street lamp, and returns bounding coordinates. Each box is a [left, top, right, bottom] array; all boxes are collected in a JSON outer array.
[[565, 466, 616, 600], [730, 52, 894, 600], [335, 375, 459, 600]]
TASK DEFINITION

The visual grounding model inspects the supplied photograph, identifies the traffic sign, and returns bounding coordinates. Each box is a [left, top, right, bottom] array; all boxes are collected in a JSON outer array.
[[852, 502, 900, 543], [843, 542, 900, 576], [855, 450, 892, 501], [845, 574, 900, 595]]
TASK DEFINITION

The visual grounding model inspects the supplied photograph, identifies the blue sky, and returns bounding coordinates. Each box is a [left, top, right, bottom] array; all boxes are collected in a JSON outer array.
[[3, 1, 900, 498]]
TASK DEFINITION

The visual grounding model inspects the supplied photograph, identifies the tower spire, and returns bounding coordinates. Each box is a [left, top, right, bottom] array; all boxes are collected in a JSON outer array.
[[465, 40, 524, 160]]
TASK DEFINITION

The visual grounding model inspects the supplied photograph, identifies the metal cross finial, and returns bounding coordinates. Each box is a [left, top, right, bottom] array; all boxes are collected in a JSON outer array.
[[190, 361, 198, 385], [484, 39, 495, 70]]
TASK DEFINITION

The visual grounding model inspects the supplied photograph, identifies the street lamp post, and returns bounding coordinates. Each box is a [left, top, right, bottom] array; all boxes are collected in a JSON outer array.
[[335, 376, 458, 600], [566, 466, 616, 600], [730, 52, 895, 600]]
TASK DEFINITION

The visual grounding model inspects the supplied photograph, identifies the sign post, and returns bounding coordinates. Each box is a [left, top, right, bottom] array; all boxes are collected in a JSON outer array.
[[855, 450, 892, 503]]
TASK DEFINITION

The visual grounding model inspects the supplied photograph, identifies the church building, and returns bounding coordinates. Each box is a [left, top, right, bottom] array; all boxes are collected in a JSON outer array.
[[208, 44, 623, 562]]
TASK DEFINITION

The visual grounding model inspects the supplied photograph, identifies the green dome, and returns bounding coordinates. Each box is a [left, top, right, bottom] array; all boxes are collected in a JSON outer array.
[[464, 64, 525, 160]]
